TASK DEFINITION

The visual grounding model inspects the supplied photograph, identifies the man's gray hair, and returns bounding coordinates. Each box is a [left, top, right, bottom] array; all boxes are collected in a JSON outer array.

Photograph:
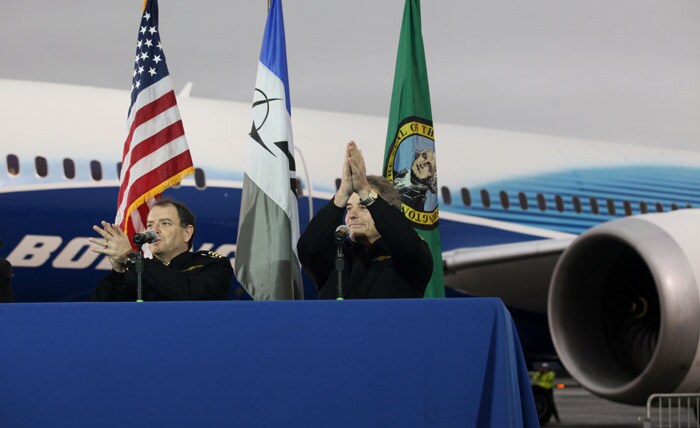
[[367, 175, 402, 210]]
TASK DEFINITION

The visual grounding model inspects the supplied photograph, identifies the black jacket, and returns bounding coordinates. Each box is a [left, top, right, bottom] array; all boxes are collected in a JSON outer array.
[[0, 259, 14, 303], [91, 250, 232, 301], [297, 197, 432, 299]]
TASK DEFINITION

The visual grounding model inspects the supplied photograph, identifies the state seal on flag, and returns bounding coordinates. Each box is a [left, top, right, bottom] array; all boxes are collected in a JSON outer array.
[[385, 116, 439, 229]]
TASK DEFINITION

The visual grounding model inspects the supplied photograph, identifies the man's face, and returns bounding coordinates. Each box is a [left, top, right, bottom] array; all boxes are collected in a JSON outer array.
[[411, 149, 435, 181], [146, 204, 193, 263], [345, 193, 380, 245]]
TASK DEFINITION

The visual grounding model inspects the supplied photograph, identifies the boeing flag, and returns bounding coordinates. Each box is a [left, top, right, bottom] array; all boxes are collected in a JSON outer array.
[[235, 0, 303, 300]]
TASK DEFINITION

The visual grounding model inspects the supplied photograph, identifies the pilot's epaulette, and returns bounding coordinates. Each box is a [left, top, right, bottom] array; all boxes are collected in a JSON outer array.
[[197, 250, 226, 259]]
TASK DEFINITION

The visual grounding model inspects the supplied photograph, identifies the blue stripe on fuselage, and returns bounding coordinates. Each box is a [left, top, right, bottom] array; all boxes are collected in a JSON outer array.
[[0, 185, 545, 302]]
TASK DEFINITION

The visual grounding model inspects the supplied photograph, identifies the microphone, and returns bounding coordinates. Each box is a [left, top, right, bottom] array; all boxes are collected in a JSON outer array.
[[334, 225, 350, 243], [132, 229, 157, 245]]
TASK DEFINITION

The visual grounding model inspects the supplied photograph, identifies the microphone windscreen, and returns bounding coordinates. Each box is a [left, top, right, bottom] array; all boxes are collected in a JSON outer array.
[[334, 225, 350, 243]]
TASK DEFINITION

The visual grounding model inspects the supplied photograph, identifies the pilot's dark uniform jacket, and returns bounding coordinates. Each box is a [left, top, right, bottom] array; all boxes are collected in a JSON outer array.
[[0, 259, 14, 303], [297, 196, 432, 299], [91, 250, 232, 301]]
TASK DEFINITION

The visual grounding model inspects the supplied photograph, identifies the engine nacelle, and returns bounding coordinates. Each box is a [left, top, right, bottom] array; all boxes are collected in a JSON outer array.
[[549, 209, 700, 404]]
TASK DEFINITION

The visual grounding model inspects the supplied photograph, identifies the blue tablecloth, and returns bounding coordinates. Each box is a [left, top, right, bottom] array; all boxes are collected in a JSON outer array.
[[0, 298, 538, 427]]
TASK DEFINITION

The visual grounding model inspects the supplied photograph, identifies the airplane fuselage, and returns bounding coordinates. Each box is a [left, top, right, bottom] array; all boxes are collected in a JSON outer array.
[[2, 79, 700, 304]]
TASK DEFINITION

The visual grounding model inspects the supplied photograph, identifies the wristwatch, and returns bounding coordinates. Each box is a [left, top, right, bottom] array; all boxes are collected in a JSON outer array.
[[360, 188, 378, 207]]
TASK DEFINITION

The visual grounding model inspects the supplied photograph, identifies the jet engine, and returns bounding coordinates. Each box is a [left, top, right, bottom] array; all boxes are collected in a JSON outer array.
[[549, 209, 700, 404]]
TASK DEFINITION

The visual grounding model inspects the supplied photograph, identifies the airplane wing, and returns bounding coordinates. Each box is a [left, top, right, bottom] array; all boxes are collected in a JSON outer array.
[[442, 238, 574, 313]]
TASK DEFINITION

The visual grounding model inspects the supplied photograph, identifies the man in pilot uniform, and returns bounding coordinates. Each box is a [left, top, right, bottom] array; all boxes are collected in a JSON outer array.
[[89, 200, 232, 301]]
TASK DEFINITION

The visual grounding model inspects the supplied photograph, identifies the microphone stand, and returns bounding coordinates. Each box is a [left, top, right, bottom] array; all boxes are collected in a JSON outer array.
[[134, 244, 145, 303], [335, 243, 344, 300]]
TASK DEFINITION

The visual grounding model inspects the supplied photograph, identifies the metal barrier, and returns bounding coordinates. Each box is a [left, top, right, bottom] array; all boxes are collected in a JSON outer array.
[[641, 393, 700, 428]]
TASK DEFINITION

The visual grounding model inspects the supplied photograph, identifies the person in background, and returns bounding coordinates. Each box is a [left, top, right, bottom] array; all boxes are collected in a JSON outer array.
[[532, 362, 561, 423]]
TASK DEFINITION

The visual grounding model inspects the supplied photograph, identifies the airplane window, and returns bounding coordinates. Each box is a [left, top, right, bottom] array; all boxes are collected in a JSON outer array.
[[194, 168, 206, 190], [518, 192, 528, 210], [639, 201, 648, 214], [6, 154, 19, 176], [480, 189, 491, 208], [589, 197, 599, 215], [572, 196, 582, 213], [655, 203, 664, 212], [536, 193, 546, 211], [623, 201, 632, 216], [441, 186, 452, 205], [35, 156, 48, 178], [499, 191, 510, 210], [90, 160, 102, 181], [63, 158, 76, 180], [606, 199, 616, 215], [460, 188, 471, 207], [117, 162, 123, 179], [554, 195, 564, 212], [671, 203, 679, 211]]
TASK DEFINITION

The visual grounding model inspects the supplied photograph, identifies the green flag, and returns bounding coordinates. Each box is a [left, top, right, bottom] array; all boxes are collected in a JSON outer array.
[[383, 0, 444, 298]]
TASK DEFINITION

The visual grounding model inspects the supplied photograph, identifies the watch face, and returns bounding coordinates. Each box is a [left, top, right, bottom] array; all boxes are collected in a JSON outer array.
[[361, 189, 377, 206]]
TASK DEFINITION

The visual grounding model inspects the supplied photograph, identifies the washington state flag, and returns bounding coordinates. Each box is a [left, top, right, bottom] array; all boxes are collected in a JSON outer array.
[[383, 0, 445, 297]]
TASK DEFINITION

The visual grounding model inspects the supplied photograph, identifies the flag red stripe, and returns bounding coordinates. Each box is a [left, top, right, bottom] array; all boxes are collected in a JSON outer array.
[[116, 120, 185, 201], [120, 151, 194, 213], [122, 91, 178, 160]]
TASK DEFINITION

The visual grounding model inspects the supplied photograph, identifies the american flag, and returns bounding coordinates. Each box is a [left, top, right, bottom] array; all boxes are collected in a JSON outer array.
[[115, 0, 194, 239]]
